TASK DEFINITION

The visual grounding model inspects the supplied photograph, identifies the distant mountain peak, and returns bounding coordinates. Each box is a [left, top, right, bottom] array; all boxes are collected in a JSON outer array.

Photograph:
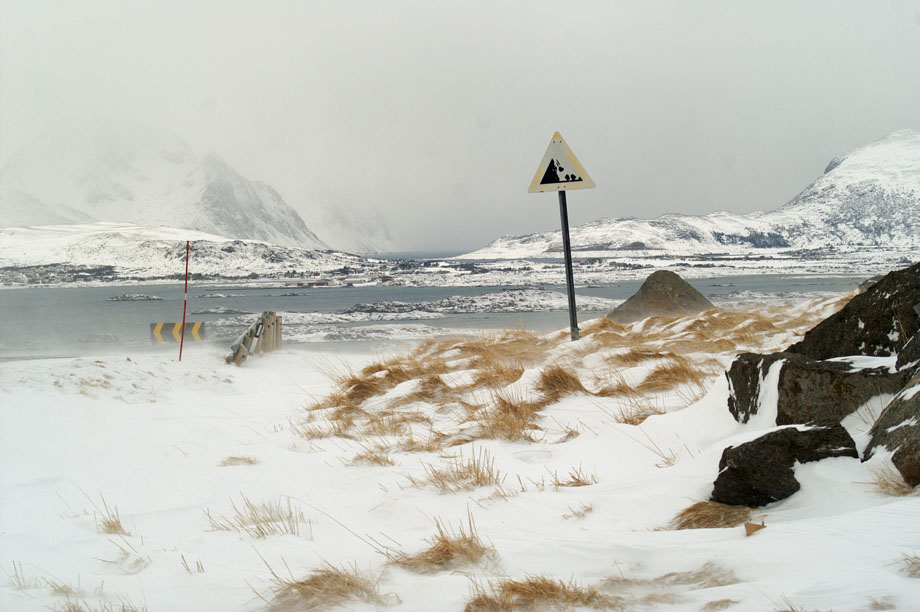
[[458, 129, 920, 260], [0, 125, 327, 249]]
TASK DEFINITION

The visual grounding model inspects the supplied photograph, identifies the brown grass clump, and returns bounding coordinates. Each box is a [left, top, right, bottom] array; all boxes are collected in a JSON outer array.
[[866, 596, 896, 610], [608, 396, 665, 426], [602, 562, 739, 593], [409, 447, 505, 493], [637, 357, 707, 393], [868, 465, 917, 497], [54, 600, 148, 612], [206, 495, 310, 538], [92, 496, 129, 536], [536, 365, 587, 400], [701, 600, 740, 611], [476, 394, 546, 442], [392, 513, 495, 573], [465, 576, 620, 611], [670, 501, 753, 530], [900, 552, 920, 578], [219, 456, 259, 466], [550, 465, 598, 489], [350, 447, 395, 466], [266, 562, 385, 611]]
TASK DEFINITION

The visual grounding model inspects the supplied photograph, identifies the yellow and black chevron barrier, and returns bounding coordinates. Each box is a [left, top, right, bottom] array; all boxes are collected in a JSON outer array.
[[150, 322, 206, 343]]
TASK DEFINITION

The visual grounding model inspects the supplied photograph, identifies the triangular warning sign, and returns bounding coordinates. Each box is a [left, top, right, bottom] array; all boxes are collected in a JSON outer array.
[[528, 132, 595, 193]]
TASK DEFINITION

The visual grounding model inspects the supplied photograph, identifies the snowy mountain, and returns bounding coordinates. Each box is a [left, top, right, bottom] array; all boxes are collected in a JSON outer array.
[[0, 122, 324, 249], [459, 130, 920, 259], [0, 223, 374, 282]]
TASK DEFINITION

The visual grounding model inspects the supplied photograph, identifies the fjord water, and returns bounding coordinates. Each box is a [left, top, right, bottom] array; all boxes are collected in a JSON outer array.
[[0, 274, 863, 359]]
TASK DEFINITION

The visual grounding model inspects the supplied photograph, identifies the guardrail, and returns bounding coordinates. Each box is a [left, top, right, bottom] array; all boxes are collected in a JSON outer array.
[[226, 311, 282, 365]]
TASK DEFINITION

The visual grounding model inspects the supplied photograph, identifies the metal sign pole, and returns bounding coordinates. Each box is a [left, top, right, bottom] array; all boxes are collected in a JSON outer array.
[[557, 191, 579, 341], [179, 240, 189, 361]]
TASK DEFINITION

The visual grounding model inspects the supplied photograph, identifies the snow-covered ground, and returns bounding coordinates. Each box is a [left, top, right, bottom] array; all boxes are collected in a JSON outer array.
[[2, 294, 918, 611]]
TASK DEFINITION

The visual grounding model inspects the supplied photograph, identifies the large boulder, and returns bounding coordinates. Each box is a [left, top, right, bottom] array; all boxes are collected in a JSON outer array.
[[863, 370, 920, 486], [726, 352, 911, 426], [607, 270, 714, 324], [787, 262, 920, 360], [711, 425, 858, 507]]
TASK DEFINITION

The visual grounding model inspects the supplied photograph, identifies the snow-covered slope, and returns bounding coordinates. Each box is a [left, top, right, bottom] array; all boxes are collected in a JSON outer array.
[[0, 223, 369, 280], [0, 122, 327, 249], [460, 130, 920, 259]]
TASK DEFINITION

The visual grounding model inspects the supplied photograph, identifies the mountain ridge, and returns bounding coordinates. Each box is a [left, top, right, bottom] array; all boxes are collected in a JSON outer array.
[[0, 122, 399, 254], [457, 129, 920, 259]]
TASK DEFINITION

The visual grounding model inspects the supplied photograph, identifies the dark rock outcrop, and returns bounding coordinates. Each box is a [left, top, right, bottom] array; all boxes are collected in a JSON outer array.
[[711, 425, 858, 507], [863, 370, 920, 487], [787, 262, 920, 360], [606, 270, 714, 324], [726, 352, 910, 426], [896, 331, 920, 373]]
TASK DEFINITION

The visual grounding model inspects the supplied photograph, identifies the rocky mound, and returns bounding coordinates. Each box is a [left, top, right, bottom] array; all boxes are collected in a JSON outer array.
[[715, 261, 920, 505], [787, 262, 920, 359], [607, 270, 714, 324]]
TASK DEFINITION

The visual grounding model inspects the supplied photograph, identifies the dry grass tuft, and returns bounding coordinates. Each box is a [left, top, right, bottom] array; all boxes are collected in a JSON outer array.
[[701, 599, 740, 611], [93, 496, 129, 536], [266, 562, 385, 611], [350, 447, 395, 466], [465, 576, 620, 611], [607, 396, 665, 426], [536, 365, 587, 400], [670, 501, 753, 530], [562, 503, 594, 519], [206, 495, 310, 539], [550, 465, 598, 489], [409, 447, 505, 493], [219, 456, 259, 467], [53, 600, 148, 612], [476, 394, 546, 442], [637, 357, 707, 393], [900, 552, 920, 578], [392, 512, 495, 573], [866, 596, 896, 610], [771, 596, 836, 612], [602, 562, 738, 593], [868, 465, 917, 497]]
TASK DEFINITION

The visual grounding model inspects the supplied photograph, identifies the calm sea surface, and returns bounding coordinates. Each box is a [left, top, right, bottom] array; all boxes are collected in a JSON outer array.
[[0, 274, 864, 359]]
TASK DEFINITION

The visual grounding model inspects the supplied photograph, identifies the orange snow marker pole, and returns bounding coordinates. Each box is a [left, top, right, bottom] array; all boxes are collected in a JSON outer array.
[[179, 240, 189, 361]]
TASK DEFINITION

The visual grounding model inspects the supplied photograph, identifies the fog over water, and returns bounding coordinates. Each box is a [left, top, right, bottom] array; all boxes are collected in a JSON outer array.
[[2, 1, 919, 252]]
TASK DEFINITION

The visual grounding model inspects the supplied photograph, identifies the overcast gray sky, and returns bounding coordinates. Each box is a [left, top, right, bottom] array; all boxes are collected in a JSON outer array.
[[2, 0, 919, 252]]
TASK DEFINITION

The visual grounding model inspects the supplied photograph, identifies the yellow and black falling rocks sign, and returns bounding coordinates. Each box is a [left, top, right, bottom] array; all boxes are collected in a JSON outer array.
[[150, 322, 205, 343]]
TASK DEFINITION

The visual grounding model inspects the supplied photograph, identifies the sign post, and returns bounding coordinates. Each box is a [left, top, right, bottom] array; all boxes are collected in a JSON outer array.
[[179, 240, 189, 361], [528, 132, 595, 341]]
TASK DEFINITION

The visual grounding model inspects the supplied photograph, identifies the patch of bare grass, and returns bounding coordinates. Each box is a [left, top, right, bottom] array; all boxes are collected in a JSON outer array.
[[701, 599, 740, 611], [475, 394, 546, 442], [219, 456, 258, 466], [637, 357, 707, 393], [409, 447, 505, 493], [900, 552, 920, 578], [206, 495, 310, 539], [465, 576, 620, 611], [866, 596, 896, 610], [350, 447, 395, 466], [391, 512, 495, 573], [670, 501, 753, 530], [265, 562, 386, 611], [867, 465, 917, 497], [536, 365, 587, 401], [91, 495, 129, 536], [562, 503, 594, 519], [53, 599, 148, 612], [550, 465, 598, 489]]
